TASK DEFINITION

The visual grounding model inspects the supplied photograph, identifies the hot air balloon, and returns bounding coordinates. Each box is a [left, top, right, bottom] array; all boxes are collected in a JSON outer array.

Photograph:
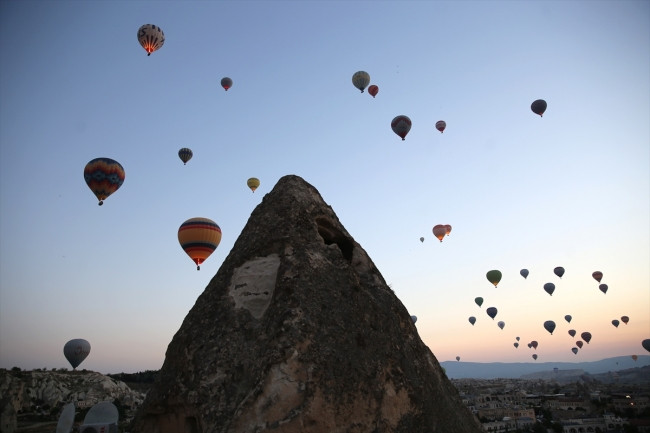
[[368, 85, 378, 98], [514, 342, 519, 348], [592, 271, 603, 283], [516, 336, 520, 341], [532, 354, 538, 360], [554, 266, 565, 278], [137, 24, 165, 56], [599, 284, 608, 294], [543, 282, 555, 296], [486, 307, 497, 320], [352, 71, 370, 93], [178, 148, 193, 165], [643, 339, 650, 353], [581, 332, 592, 344], [444, 224, 452, 236], [391, 115, 411, 140], [468, 316, 476, 325], [178, 217, 222, 270], [486, 270, 502, 287], [411, 315, 417, 323], [247, 177, 260, 192], [531, 341, 538, 350], [221, 77, 233, 91], [63, 339, 91, 370], [531, 99, 547, 117], [520, 269, 529, 279], [564, 315, 572, 323], [497, 321, 505, 330], [572, 347, 578, 355], [435, 120, 446, 133], [621, 316, 629, 325], [432, 224, 447, 242], [419, 237, 424, 243], [544, 320, 556, 335], [632, 354, 638, 361], [474, 297, 484, 307], [456, 356, 460, 362], [568, 329, 576, 337], [84, 158, 125, 206], [612, 319, 620, 328], [576, 340, 584, 349]]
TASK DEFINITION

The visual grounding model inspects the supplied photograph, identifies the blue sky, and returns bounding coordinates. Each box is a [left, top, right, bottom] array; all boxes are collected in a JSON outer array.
[[1, 0, 648, 374]]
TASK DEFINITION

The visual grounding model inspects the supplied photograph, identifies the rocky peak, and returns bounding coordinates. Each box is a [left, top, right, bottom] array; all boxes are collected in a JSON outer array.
[[131, 175, 482, 433]]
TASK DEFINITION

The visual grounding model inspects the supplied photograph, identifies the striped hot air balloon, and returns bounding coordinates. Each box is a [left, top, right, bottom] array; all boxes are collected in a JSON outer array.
[[391, 115, 411, 140], [178, 148, 193, 165], [178, 217, 222, 270], [435, 120, 446, 133], [83, 158, 125, 205], [352, 71, 370, 93]]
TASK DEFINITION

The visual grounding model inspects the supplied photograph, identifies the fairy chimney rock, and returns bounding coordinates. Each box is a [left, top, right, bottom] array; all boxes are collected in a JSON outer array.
[[132, 175, 482, 433]]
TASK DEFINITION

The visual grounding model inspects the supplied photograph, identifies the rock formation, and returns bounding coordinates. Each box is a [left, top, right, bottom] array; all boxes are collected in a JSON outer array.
[[131, 175, 483, 433]]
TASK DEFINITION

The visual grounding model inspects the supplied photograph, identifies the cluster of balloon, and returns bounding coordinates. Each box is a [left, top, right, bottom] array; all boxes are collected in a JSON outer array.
[[63, 338, 91, 370], [531, 99, 547, 117], [520, 269, 529, 279], [543, 320, 556, 335], [486, 270, 502, 287], [435, 120, 446, 133], [84, 158, 125, 206], [432, 224, 452, 242], [543, 282, 555, 296], [391, 115, 412, 140], [352, 71, 370, 93], [247, 177, 260, 193], [178, 148, 193, 165], [221, 77, 233, 91], [137, 24, 165, 56], [528, 341, 538, 350], [368, 85, 379, 98], [178, 217, 222, 270]]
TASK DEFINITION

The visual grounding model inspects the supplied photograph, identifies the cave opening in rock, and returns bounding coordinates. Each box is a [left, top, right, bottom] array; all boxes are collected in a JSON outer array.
[[315, 217, 353, 263]]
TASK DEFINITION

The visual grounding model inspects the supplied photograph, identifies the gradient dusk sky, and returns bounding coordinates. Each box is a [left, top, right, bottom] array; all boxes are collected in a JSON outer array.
[[1, 0, 648, 374]]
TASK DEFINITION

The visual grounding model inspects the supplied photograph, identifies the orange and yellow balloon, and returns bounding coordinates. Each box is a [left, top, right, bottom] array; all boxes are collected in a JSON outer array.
[[178, 217, 222, 270], [83, 158, 125, 206]]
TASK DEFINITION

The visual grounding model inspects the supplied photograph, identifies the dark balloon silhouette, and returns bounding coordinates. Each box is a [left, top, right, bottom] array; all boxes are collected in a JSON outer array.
[[486, 307, 498, 320], [568, 329, 576, 337], [221, 77, 233, 91], [543, 320, 556, 335], [391, 115, 411, 140], [486, 270, 502, 287], [531, 99, 547, 116], [599, 284, 608, 294], [564, 315, 572, 323], [178, 148, 193, 165], [592, 271, 603, 283], [520, 269, 529, 279], [63, 339, 91, 370], [543, 282, 555, 296], [468, 316, 476, 325], [581, 332, 592, 344], [554, 266, 565, 278], [368, 85, 378, 98]]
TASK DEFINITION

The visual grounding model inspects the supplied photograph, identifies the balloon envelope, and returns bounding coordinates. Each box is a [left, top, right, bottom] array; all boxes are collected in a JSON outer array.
[[368, 85, 378, 98], [612, 319, 620, 328], [456, 356, 460, 361], [532, 354, 538, 360], [572, 347, 578, 355], [520, 269, 529, 279], [84, 158, 125, 205], [178, 217, 222, 270], [568, 329, 576, 337], [137, 24, 165, 56], [419, 237, 424, 243], [247, 177, 260, 192], [564, 314, 572, 323], [621, 315, 629, 325], [486, 307, 497, 320], [474, 297, 484, 307], [178, 148, 193, 165], [63, 339, 91, 369], [432, 224, 447, 242], [391, 115, 412, 140], [514, 342, 519, 348], [444, 224, 452, 236], [221, 77, 233, 91], [435, 120, 446, 133], [632, 355, 638, 361], [599, 284, 608, 294], [531, 99, 547, 116], [516, 336, 520, 341], [576, 340, 584, 348], [581, 332, 592, 344], [642, 339, 650, 353], [592, 271, 603, 282], [486, 270, 502, 287], [468, 316, 476, 325], [497, 321, 505, 330], [543, 282, 555, 296], [352, 71, 370, 93], [554, 266, 565, 278], [531, 341, 538, 349], [56, 402, 75, 433], [543, 320, 556, 335], [410, 315, 417, 323]]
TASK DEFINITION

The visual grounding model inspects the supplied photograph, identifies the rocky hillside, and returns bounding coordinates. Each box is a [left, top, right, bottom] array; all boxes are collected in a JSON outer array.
[[132, 175, 483, 433], [0, 368, 144, 433]]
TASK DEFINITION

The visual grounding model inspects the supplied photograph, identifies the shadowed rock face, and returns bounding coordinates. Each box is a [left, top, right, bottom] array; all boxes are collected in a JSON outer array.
[[131, 175, 482, 433]]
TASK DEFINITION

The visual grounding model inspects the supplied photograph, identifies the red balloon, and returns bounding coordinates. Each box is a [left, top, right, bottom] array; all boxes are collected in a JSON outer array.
[[435, 120, 446, 133], [368, 85, 378, 98]]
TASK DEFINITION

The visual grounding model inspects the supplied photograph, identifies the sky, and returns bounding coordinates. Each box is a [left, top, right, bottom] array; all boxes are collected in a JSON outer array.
[[0, 0, 648, 374]]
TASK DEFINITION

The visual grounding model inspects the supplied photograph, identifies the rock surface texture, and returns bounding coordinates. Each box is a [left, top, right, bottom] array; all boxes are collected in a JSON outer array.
[[131, 175, 482, 433]]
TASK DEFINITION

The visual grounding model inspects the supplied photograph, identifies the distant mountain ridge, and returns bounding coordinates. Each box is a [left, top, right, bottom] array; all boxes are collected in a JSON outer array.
[[441, 355, 650, 379]]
